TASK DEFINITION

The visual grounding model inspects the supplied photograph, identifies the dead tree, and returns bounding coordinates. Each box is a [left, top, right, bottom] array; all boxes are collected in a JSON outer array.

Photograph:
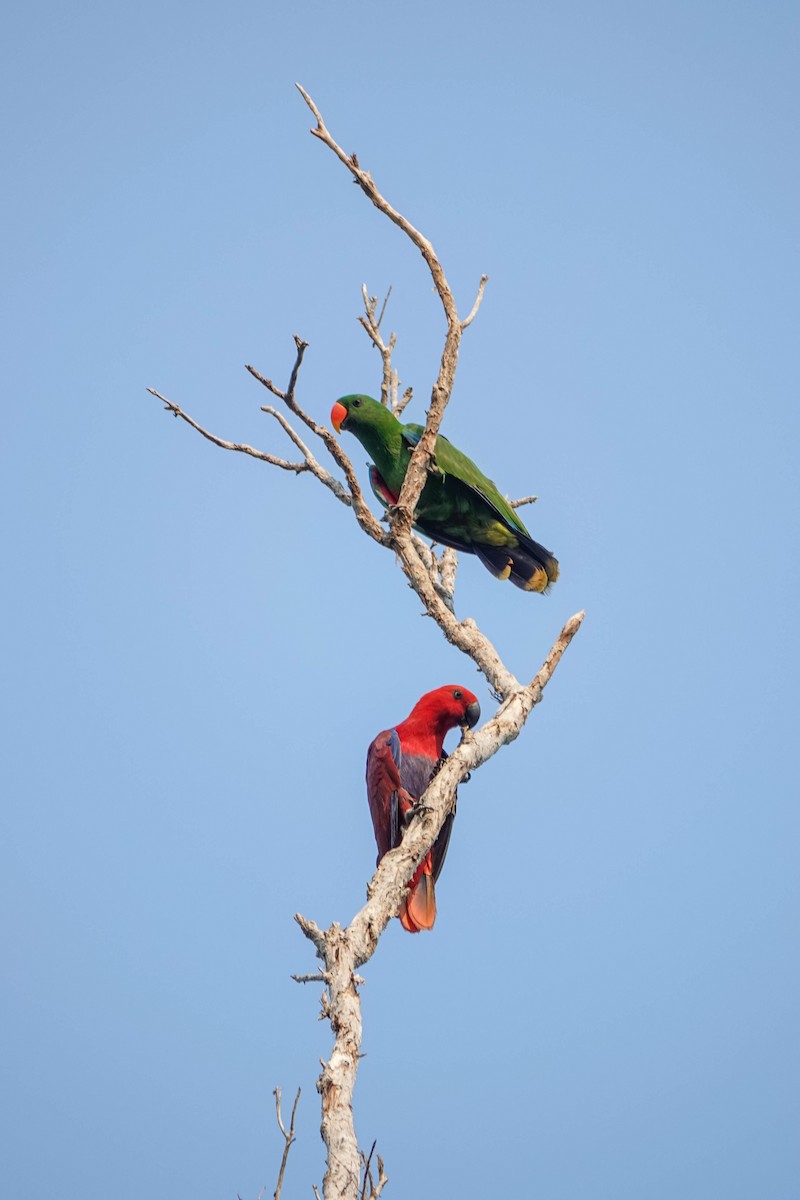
[[150, 86, 584, 1200]]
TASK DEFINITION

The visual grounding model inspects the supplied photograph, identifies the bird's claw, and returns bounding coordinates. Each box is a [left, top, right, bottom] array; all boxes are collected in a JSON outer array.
[[403, 802, 433, 826], [428, 755, 470, 784]]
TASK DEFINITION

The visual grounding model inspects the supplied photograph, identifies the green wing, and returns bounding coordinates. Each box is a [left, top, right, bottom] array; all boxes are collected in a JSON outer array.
[[401, 425, 529, 536]]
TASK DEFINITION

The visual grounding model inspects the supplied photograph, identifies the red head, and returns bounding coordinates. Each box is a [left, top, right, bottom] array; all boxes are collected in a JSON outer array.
[[398, 685, 481, 757]]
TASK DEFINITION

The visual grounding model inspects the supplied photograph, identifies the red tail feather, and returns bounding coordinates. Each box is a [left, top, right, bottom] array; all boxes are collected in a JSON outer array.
[[399, 857, 437, 933]]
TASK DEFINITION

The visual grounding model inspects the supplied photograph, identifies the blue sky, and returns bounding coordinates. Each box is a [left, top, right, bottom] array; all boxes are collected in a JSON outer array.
[[2, 2, 798, 1197]]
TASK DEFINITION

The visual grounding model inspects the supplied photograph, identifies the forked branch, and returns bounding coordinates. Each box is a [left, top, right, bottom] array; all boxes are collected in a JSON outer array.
[[358, 284, 401, 411], [272, 1087, 301, 1200]]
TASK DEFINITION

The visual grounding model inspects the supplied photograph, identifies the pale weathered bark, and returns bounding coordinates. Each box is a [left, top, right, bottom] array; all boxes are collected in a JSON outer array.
[[151, 88, 584, 1200]]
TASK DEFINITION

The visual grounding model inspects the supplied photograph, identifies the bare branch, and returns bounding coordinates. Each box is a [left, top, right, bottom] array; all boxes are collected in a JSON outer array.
[[461, 274, 489, 329], [358, 284, 400, 411], [368, 1156, 388, 1200], [261, 405, 352, 504], [295, 912, 328, 958], [375, 288, 391, 329], [273, 1087, 301, 1200], [147, 389, 307, 473], [439, 546, 458, 595], [406, 537, 456, 612], [295, 85, 456, 321], [359, 1143, 376, 1200], [527, 609, 585, 694], [510, 494, 538, 508], [250, 333, 309, 404], [359, 1143, 388, 1200], [395, 385, 414, 417], [395, 526, 521, 698], [153, 332, 389, 550], [245, 360, 388, 548]]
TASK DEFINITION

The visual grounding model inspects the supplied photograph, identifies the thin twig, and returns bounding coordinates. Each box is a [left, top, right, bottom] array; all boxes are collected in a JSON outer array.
[[359, 1142, 376, 1200], [273, 1087, 301, 1200], [371, 1156, 388, 1200], [376, 286, 392, 329], [295, 85, 456, 317], [461, 274, 489, 329], [358, 284, 400, 411], [260, 405, 351, 504], [253, 334, 309, 405], [147, 389, 306, 472], [245, 358, 387, 548], [395, 385, 414, 417], [359, 1142, 388, 1200]]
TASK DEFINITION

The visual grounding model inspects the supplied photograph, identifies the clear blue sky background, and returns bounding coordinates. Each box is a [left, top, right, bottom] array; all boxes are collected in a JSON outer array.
[[3, 2, 798, 1197]]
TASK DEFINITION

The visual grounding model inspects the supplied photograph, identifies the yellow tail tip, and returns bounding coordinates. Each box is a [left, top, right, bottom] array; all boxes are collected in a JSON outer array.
[[523, 566, 550, 593]]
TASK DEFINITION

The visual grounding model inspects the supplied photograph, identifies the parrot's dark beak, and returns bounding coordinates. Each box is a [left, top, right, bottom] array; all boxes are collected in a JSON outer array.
[[331, 401, 347, 433], [464, 700, 480, 729]]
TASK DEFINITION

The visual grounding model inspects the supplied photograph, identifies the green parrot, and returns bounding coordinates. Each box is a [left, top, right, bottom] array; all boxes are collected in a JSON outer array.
[[330, 394, 559, 592]]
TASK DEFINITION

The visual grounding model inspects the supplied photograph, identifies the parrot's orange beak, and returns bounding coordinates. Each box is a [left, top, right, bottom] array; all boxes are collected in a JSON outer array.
[[331, 401, 347, 433]]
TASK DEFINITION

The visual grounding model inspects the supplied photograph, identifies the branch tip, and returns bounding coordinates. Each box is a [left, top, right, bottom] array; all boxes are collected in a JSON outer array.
[[461, 273, 489, 329]]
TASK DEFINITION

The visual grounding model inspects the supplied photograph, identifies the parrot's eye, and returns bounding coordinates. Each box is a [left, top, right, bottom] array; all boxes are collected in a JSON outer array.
[[453, 689, 463, 699], [352, 397, 362, 408]]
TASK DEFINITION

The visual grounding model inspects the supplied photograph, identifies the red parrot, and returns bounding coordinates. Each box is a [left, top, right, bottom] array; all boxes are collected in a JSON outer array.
[[366, 685, 481, 933]]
